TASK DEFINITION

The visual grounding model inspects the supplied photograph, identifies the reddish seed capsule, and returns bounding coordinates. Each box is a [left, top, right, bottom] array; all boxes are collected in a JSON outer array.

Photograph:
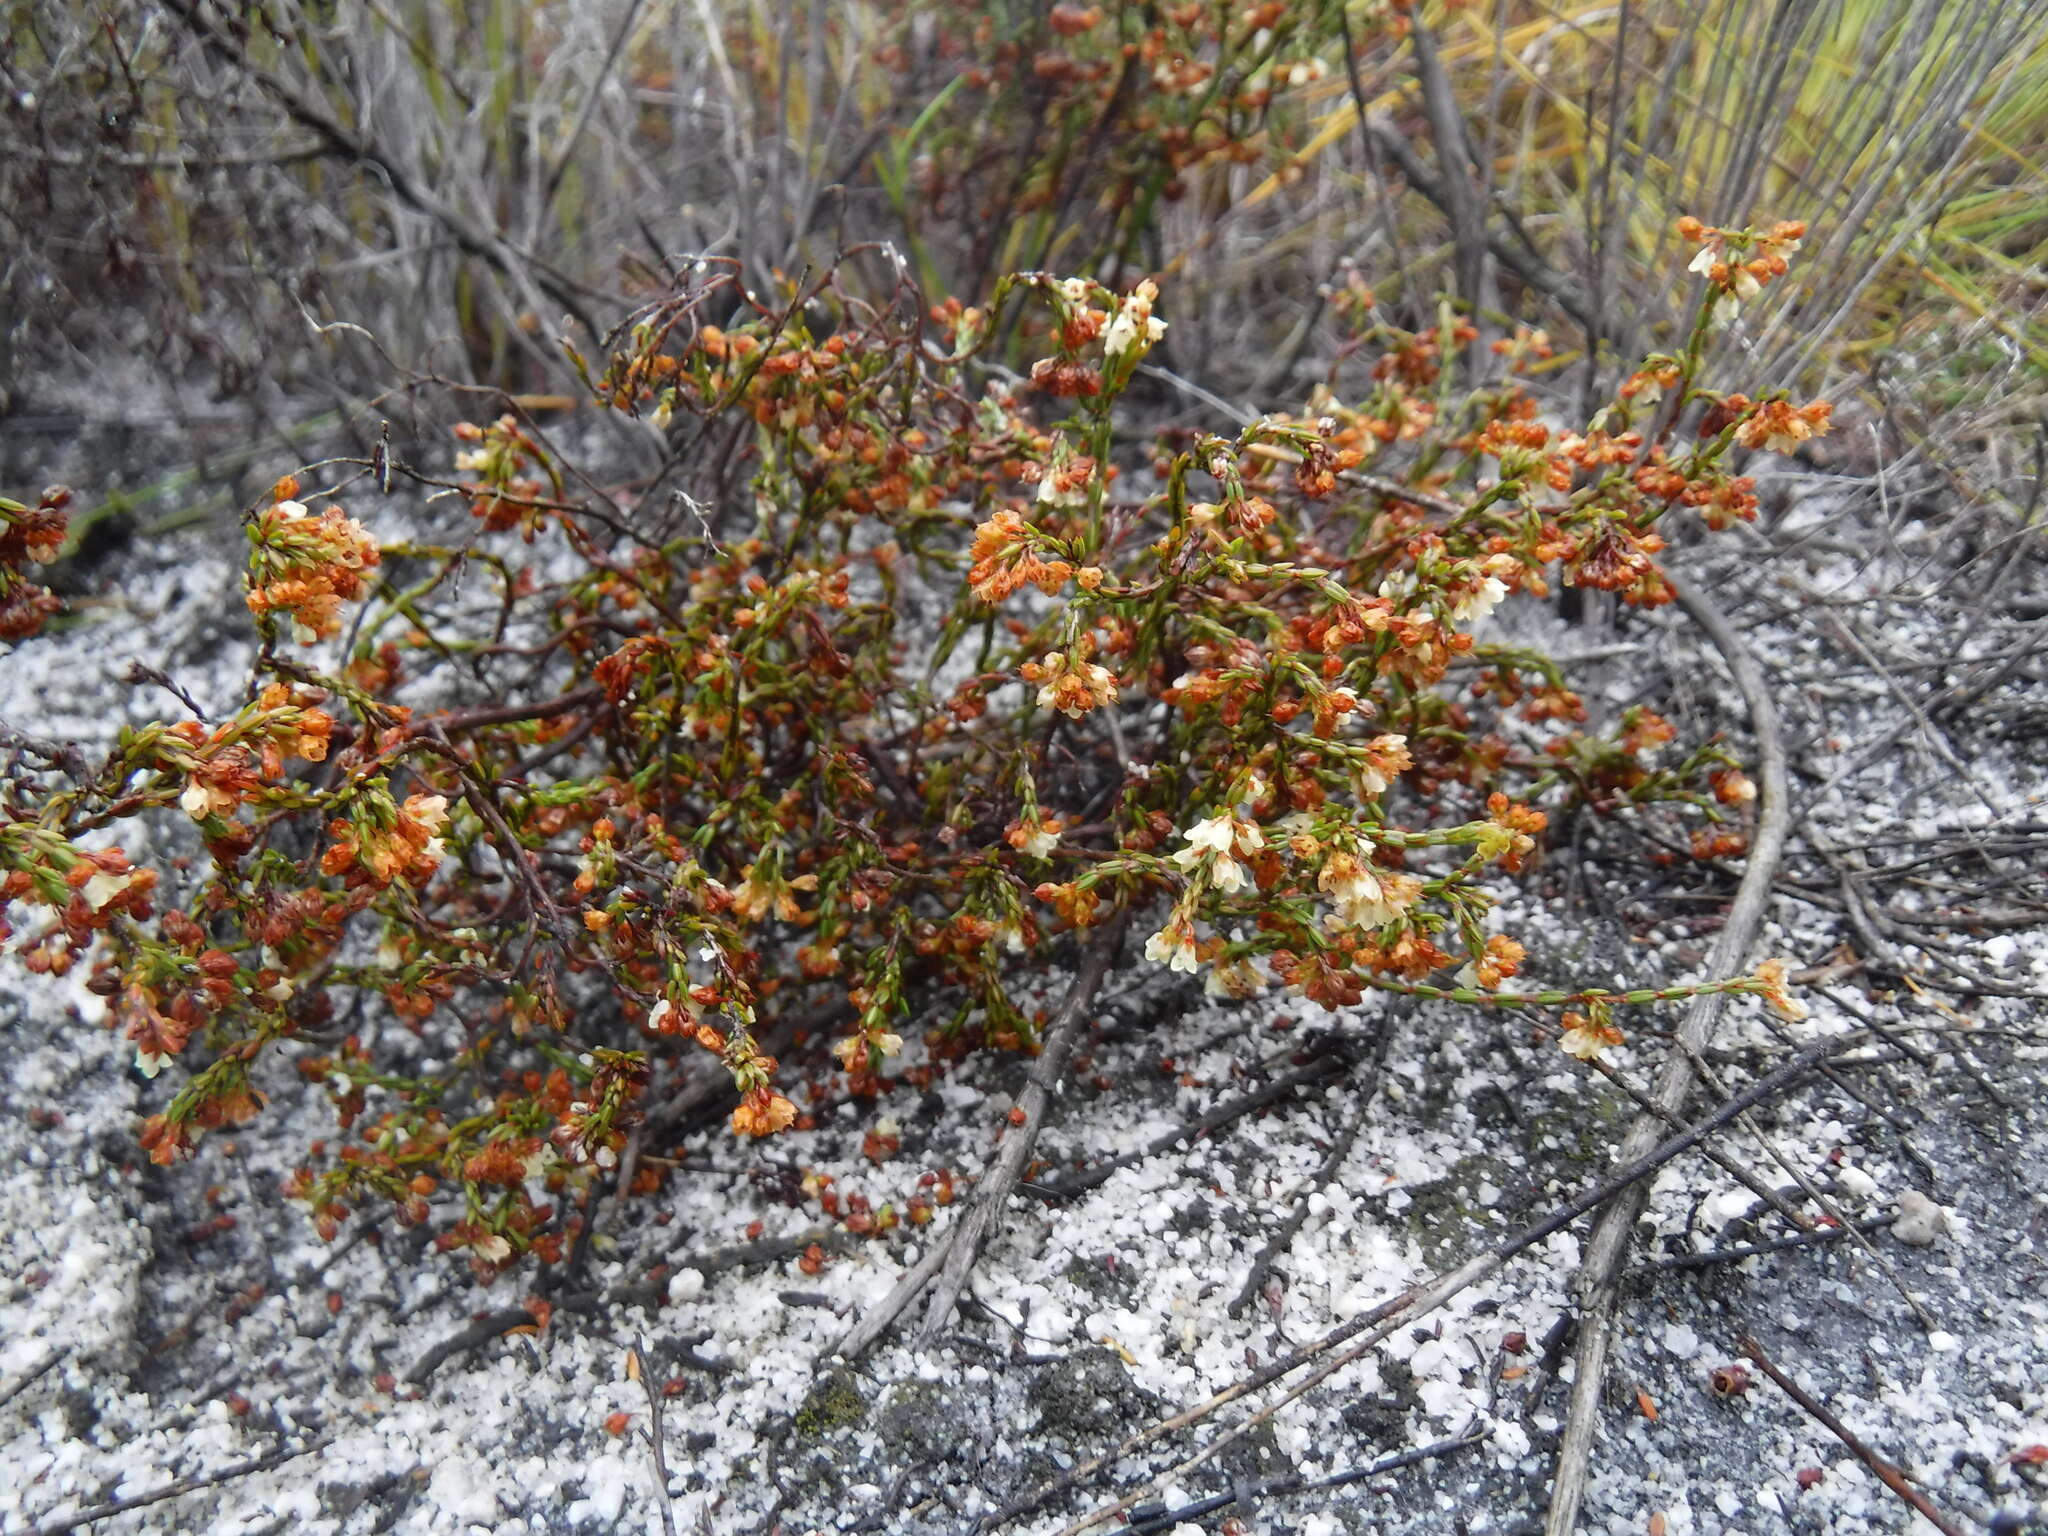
[[1502, 1331, 1528, 1355], [1796, 1467, 1824, 1490], [1708, 1363, 1752, 1398]]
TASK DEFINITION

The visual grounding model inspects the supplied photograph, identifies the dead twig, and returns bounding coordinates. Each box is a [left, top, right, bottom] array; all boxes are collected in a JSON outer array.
[[1225, 1018, 1391, 1317], [1516, 1312, 1577, 1424], [1028, 1034, 1353, 1202], [27, 1435, 332, 1536], [1580, 1051, 1816, 1237], [407, 1277, 675, 1383], [1633, 1216, 1890, 1275], [1661, 1031, 1936, 1330], [627, 1336, 681, 1536], [682, 1224, 852, 1279], [161, 0, 601, 338], [1124, 1421, 1487, 1533], [408, 1218, 883, 1382], [838, 919, 1126, 1358], [986, 1026, 1875, 1535], [1542, 572, 1791, 1536], [1357, 111, 1594, 330], [0, 1348, 67, 1411], [1407, 21, 1493, 326], [0, 720, 93, 780], [1737, 1332, 1968, 1536]]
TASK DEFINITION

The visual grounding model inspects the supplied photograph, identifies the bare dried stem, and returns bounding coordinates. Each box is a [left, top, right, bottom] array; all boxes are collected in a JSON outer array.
[[989, 1025, 1874, 1535], [1737, 1332, 1969, 1536], [1542, 571, 1791, 1536], [837, 917, 1126, 1358]]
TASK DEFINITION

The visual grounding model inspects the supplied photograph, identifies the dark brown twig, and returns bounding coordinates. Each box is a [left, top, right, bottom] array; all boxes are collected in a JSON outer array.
[[1516, 1312, 1577, 1424], [839, 919, 1126, 1358], [0, 720, 93, 780], [991, 1026, 1876, 1535], [426, 685, 603, 736], [1123, 1422, 1488, 1532], [1737, 1333, 1968, 1536], [1226, 1019, 1391, 1317], [0, 1348, 67, 1411], [27, 1436, 332, 1536], [1027, 1037, 1352, 1202], [1634, 1216, 1890, 1275], [405, 1221, 867, 1383], [407, 1279, 673, 1383]]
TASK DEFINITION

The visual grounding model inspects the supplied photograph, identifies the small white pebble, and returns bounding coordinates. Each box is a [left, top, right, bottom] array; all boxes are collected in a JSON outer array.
[[1893, 1190, 1948, 1246], [1836, 1164, 1877, 1200]]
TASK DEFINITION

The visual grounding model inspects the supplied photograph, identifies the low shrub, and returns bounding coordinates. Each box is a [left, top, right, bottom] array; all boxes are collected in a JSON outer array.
[[0, 221, 1818, 1279]]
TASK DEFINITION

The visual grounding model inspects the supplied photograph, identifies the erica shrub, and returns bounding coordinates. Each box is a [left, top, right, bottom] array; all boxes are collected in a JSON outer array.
[[0, 222, 1819, 1277]]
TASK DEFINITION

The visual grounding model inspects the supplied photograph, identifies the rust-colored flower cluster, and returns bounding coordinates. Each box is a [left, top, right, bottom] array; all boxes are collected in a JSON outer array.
[[244, 479, 381, 644], [452, 414, 554, 538], [320, 787, 450, 887], [1680, 216, 1806, 326], [969, 508, 1073, 603], [0, 232, 1815, 1277], [0, 830, 156, 961], [0, 484, 71, 640]]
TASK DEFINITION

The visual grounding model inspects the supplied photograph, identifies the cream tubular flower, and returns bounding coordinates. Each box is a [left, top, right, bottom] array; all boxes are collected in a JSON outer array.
[[1144, 916, 1201, 974], [1171, 812, 1263, 893], [1102, 280, 1167, 362], [1559, 1014, 1624, 1060], [1317, 849, 1421, 930], [1752, 958, 1808, 1022]]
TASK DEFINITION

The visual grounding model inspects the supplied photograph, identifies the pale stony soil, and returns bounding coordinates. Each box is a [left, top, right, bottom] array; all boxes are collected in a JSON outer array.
[[2, 421, 2045, 1536]]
